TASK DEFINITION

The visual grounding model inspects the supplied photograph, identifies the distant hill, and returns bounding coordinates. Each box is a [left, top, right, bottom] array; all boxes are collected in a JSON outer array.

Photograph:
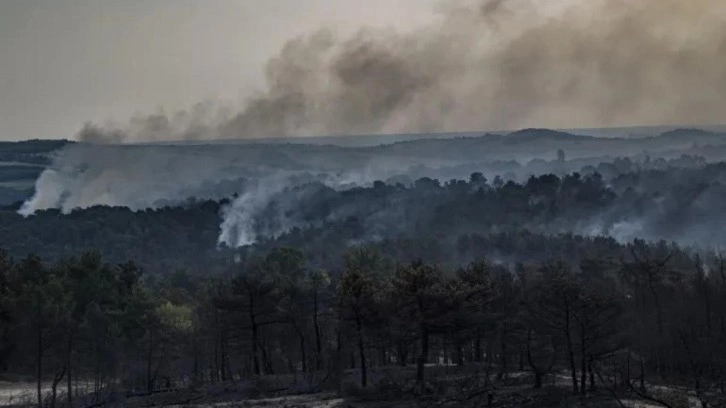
[[0, 138, 72, 150], [658, 128, 716, 139], [506, 128, 594, 141], [9, 127, 726, 208]]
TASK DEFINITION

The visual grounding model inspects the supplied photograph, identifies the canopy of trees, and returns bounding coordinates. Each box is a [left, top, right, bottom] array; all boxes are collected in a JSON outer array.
[[2, 238, 725, 407], [2, 132, 726, 406]]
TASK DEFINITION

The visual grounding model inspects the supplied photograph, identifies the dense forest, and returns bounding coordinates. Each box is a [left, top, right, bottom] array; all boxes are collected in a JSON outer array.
[[2, 157, 726, 270], [4, 0, 726, 402], [1, 168, 726, 405], [3, 132, 726, 406], [1, 237, 725, 407]]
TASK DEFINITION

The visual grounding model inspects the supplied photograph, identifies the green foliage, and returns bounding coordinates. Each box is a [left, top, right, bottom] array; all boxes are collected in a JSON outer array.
[[156, 301, 193, 332], [0, 239, 723, 406]]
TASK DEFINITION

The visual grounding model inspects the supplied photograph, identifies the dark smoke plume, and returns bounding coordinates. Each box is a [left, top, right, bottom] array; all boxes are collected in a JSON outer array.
[[79, 0, 726, 142]]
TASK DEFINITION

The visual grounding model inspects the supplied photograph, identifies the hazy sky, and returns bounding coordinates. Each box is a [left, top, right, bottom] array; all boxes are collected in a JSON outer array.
[[0, 0, 436, 141]]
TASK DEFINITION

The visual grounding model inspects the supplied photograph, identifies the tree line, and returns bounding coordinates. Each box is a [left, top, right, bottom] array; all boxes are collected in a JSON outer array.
[[1, 236, 726, 407], [6, 160, 726, 273]]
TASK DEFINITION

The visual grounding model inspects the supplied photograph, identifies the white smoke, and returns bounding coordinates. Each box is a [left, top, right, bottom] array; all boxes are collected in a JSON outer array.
[[19, 142, 442, 247], [19, 143, 263, 214], [217, 167, 413, 247], [20, 129, 726, 248]]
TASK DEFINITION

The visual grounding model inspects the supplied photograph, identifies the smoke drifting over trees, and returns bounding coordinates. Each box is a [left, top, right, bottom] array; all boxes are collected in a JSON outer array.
[[79, 0, 726, 143], [7, 1, 726, 407], [13, 127, 726, 249]]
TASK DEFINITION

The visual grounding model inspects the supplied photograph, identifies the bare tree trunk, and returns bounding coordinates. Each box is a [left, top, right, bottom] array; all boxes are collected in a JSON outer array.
[[192, 324, 199, 384], [67, 335, 72, 408], [704, 291, 712, 333], [526, 330, 542, 389], [287, 353, 295, 374], [626, 349, 631, 386], [212, 338, 219, 383], [93, 344, 101, 402], [296, 325, 307, 373], [250, 305, 261, 376], [475, 328, 482, 363], [50, 366, 65, 408], [647, 272, 663, 335], [50, 378, 57, 408], [147, 329, 154, 392], [497, 328, 507, 381], [455, 338, 464, 366], [397, 342, 408, 367], [416, 324, 429, 385], [220, 332, 227, 381], [485, 339, 494, 384], [518, 345, 525, 371], [313, 290, 322, 371], [334, 328, 342, 391], [260, 340, 274, 375], [580, 324, 587, 395], [356, 316, 367, 387], [564, 300, 578, 394], [36, 321, 42, 408]]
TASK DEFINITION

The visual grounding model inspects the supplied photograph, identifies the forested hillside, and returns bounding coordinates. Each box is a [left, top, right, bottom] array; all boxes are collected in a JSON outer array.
[[6, 0, 726, 405], [0, 236, 723, 407], [3, 130, 726, 406], [3, 159, 726, 272], [2, 153, 726, 406]]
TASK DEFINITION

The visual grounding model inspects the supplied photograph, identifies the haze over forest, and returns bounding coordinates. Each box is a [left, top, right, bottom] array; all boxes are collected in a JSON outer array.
[[3, 0, 726, 407], [3, 125, 726, 407]]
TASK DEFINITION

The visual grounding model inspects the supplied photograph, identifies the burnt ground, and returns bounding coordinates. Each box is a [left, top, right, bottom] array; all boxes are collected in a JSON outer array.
[[0, 366, 695, 407]]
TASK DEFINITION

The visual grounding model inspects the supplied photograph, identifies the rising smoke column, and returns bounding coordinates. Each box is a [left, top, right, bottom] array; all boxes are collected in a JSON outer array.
[[19, 143, 265, 215], [79, 0, 726, 143], [24, 0, 726, 247], [18, 141, 431, 247]]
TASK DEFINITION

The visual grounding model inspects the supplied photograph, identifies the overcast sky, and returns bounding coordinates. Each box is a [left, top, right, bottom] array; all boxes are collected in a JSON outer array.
[[0, 0, 437, 141]]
